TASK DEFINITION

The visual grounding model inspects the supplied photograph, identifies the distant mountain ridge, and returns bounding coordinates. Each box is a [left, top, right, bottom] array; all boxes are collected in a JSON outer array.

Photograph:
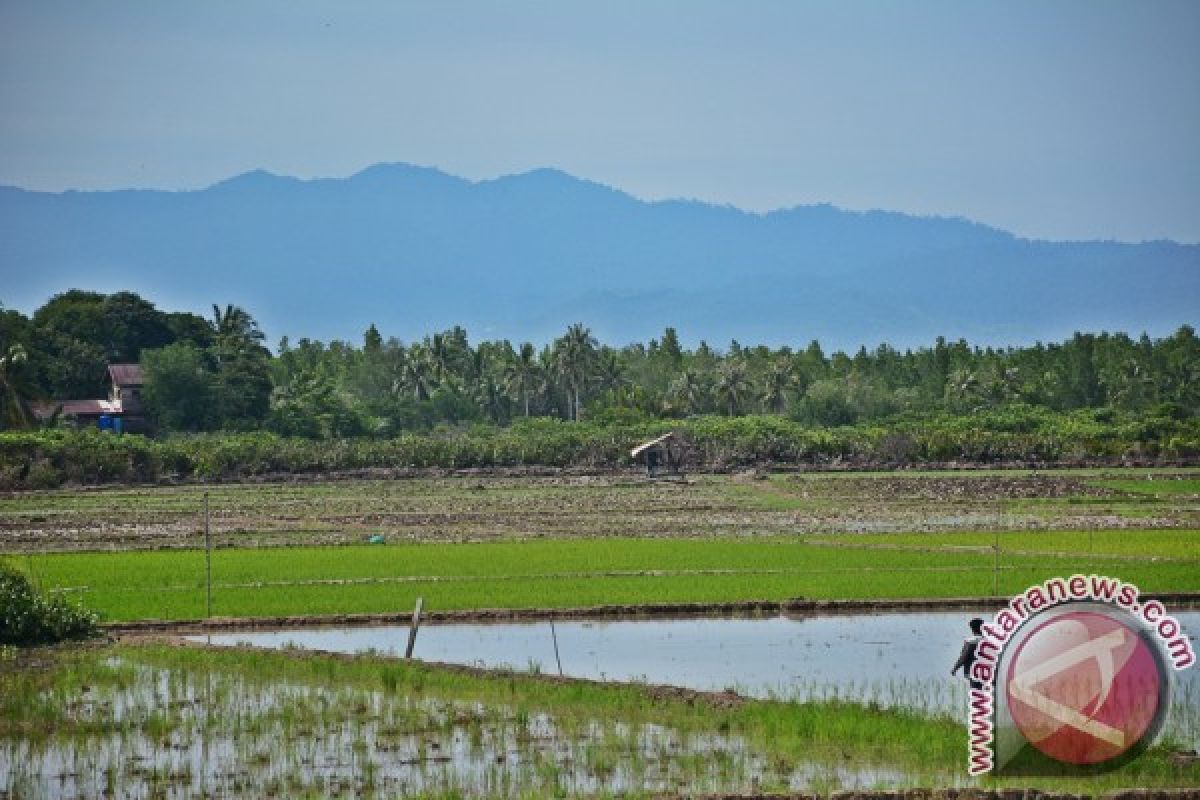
[[1, 163, 1196, 349]]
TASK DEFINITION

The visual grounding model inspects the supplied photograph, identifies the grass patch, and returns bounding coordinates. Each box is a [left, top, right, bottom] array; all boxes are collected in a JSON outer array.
[[723, 478, 820, 511], [18, 536, 1200, 621]]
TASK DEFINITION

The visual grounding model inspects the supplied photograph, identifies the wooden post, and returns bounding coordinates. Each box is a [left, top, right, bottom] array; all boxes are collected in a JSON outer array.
[[550, 618, 563, 676], [405, 596, 424, 659], [204, 491, 212, 618]]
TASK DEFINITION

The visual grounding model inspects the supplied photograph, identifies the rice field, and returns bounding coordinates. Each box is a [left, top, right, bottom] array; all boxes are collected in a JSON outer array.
[[3, 644, 1197, 799], [2, 468, 1199, 796], [11, 532, 1200, 622]]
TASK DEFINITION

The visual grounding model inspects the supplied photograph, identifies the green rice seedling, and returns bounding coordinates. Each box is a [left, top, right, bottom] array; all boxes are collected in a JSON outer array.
[[4, 642, 1197, 797], [24, 530, 1198, 621]]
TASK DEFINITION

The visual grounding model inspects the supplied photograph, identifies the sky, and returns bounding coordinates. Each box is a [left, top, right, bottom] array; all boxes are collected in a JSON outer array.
[[1, 1, 1198, 243]]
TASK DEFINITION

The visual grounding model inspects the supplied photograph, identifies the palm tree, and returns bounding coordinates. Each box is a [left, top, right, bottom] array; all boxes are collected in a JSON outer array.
[[668, 369, 707, 415], [537, 346, 563, 416], [210, 303, 266, 361], [595, 350, 627, 394], [400, 348, 434, 401], [0, 344, 35, 429], [475, 376, 507, 423], [716, 360, 752, 416], [428, 332, 455, 383], [503, 342, 541, 417], [553, 323, 597, 421], [467, 346, 488, 386], [760, 362, 794, 414]]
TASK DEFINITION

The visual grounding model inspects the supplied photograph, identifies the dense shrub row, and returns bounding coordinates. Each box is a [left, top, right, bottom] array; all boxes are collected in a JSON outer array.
[[0, 563, 99, 645], [0, 406, 1196, 489]]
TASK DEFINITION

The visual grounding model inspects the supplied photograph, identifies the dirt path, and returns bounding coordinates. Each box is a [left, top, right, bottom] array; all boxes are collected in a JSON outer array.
[[106, 592, 1200, 634]]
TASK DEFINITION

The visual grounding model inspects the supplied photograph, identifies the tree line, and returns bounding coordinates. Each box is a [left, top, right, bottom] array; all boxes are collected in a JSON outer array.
[[1, 289, 1197, 437]]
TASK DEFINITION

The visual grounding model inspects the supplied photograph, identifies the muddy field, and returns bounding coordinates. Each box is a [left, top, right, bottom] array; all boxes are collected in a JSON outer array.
[[1, 469, 1196, 552]]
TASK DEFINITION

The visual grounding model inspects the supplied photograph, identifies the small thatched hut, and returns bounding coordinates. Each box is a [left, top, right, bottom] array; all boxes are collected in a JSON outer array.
[[630, 432, 681, 477]]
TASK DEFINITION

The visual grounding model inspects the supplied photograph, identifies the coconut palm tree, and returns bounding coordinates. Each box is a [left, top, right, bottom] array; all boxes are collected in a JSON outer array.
[[716, 359, 752, 417], [760, 361, 794, 414], [668, 368, 707, 415], [595, 350, 627, 394], [466, 346, 489, 387], [503, 342, 541, 417], [428, 332, 455, 383], [553, 323, 597, 421], [210, 303, 265, 358], [400, 347, 434, 401], [475, 376, 508, 423]]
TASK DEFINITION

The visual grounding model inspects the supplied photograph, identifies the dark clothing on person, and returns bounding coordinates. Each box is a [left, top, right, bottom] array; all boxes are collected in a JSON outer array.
[[951, 635, 983, 691]]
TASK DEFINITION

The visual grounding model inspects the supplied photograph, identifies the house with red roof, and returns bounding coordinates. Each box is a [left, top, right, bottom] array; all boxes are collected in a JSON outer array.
[[55, 364, 147, 433]]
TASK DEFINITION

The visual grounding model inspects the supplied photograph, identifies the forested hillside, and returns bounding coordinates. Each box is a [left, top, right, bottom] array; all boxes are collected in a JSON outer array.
[[2, 165, 1196, 347]]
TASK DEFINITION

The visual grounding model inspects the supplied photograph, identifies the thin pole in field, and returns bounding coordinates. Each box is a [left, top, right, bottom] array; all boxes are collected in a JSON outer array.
[[550, 618, 563, 676], [25, 553, 36, 589], [405, 596, 424, 659], [204, 491, 212, 618], [992, 528, 999, 597]]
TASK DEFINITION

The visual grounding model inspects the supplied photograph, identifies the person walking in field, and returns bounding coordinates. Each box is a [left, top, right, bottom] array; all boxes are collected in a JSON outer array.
[[951, 617, 985, 691]]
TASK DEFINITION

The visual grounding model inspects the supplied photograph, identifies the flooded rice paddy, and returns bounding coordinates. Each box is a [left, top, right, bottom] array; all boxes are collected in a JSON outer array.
[[199, 611, 1200, 742], [202, 612, 975, 708], [4, 618, 1198, 798], [0, 655, 912, 799]]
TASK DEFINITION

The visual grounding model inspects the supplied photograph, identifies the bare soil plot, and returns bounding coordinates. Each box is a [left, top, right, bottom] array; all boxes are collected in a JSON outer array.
[[1, 470, 1197, 553]]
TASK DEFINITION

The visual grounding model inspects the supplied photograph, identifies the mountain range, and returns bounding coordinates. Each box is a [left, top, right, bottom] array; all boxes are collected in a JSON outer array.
[[1, 164, 1197, 350]]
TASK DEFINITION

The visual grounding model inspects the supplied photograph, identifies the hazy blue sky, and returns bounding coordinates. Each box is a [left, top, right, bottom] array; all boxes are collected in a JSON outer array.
[[1, 1, 1197, 242]]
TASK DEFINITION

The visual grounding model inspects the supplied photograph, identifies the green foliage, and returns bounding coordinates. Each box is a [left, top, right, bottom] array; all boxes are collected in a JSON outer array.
[[269, 368, 366, 438], [0, 343, 37, 430], [28, 290, 210, 398], [213, 352, 272, 426], [0, 406, 1196, 488], [32, 330, 108, 400], [142, 342, 217, 431], [789, 378, 856, 426], [0, 291, 208, 405], [0, 561, 98, 645], [4, 289, 1198, 444], [0, 428, 162, 486]]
